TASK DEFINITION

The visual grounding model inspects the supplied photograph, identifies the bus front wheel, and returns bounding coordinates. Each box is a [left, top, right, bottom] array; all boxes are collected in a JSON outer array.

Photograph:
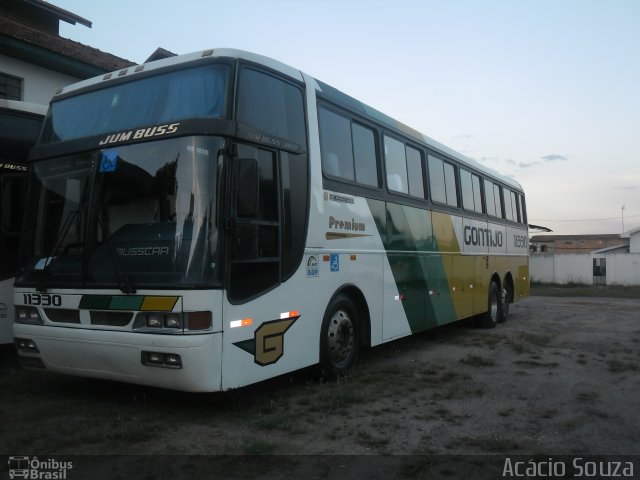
[[320, 294, 359, 379]]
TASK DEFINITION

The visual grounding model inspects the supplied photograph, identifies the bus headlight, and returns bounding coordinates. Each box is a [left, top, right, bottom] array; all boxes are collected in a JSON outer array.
[[146, 314, 163, 328], [133, 311, 211, 333], [133, 312, 184, 332], [164, 314, 181, 329], [15, 307, 44, 325]]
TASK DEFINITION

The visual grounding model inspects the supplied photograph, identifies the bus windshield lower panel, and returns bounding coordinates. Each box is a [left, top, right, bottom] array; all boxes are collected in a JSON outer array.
[[17, 136, 224, 290]]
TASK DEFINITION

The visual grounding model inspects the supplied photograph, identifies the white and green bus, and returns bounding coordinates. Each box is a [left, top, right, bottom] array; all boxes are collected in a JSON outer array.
[[14, 49, 529, 392], [0, 100, 46, 346]]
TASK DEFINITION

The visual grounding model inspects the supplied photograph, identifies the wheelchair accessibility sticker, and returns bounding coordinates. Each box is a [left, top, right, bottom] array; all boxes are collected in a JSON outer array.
[[330, 254, 339, 272]]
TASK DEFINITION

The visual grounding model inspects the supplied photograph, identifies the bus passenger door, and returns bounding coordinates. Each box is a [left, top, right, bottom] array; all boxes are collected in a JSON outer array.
[[227, 143, 280, 303]]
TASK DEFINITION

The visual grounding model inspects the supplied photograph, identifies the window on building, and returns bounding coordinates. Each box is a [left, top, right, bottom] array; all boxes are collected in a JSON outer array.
[[0, 73, 22, 100]]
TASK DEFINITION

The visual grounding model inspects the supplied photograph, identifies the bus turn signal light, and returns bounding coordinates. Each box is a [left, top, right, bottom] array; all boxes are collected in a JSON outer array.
[[187, 311, 212, 331]]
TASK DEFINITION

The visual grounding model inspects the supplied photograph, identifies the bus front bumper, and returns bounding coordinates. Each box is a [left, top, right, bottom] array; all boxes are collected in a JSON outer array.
[[14, 324, 223, 392]]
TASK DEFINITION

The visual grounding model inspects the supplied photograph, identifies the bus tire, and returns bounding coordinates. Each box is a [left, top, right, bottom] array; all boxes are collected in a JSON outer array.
[[497, 285, 510, 323], [320, 293, 359, 379], [478, 281, 500, 329]]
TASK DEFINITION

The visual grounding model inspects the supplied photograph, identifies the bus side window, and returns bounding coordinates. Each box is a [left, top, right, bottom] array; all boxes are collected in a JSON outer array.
[[319, 108, 354, 181], [237, 67, 306, 148], [494, 184, 503, 218], [484, 179, 497, 217], [503, 188, 514, 221], [384, 135, 408, 194], [428, 155, 457, 207]]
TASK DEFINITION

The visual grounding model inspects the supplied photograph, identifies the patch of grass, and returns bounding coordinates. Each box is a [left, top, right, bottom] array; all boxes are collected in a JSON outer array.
[[513, 360, 559, 368], [539, 408, 558, 419], [433, 384, 485, 401], [577, 391, 600, 403], [459, 354, 496, 367], [509, 342, 529, 354], [306, 381, 365, 414], [254, 412, 306, 433], [607, 360, 640, 373], [518, 332, 552, 347], [454, 434, 521, 452], [356, 430, 390, 448], [243, 438, 276, 455], [531, 282, 640, 299]]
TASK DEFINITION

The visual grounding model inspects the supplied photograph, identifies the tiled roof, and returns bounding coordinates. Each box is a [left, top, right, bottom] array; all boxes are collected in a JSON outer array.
[[0, 15, 135, 73], [21, 0, 92, 28]]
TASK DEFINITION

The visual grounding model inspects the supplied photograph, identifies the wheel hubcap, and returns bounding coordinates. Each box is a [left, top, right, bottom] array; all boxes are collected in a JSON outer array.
[[490, 290, 499, 322], [327, 309, 354, 367]]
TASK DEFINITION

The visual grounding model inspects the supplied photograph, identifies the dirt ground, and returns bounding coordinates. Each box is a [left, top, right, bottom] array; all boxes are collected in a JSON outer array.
[[1, 294, 639, 478]]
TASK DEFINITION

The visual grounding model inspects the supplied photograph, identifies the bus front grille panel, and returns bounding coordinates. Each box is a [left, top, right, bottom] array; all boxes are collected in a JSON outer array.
[[90, 311, 133, 327], [44, 309, 81, 324]]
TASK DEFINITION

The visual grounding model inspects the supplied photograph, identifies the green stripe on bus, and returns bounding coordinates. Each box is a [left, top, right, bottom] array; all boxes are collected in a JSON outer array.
[[367, 199, 458, 333], [110, 296, 144, 310], [78, 295, 112, 310], [79, 295, 144, 310]]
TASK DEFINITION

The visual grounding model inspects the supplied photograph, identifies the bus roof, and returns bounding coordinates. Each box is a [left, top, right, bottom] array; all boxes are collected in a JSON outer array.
[[51, 48, 522, 191]]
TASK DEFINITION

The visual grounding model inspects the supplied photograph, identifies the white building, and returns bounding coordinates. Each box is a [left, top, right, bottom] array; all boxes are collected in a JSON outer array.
[[623, 226, 640, 254], [1, 0, 133, 105], [530, 227, 640, 286]]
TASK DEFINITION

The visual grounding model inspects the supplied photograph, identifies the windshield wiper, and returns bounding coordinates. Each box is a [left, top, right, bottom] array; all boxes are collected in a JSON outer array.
[[97, 213, 136, 294], [36, 209, 78, 293]]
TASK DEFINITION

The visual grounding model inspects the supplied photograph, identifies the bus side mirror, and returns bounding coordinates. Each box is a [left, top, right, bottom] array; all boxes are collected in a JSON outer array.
[[236, 158, 259, 218]]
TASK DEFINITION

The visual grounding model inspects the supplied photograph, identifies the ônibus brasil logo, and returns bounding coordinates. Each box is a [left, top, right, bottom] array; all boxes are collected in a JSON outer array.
[[8, 456, 73, 479]]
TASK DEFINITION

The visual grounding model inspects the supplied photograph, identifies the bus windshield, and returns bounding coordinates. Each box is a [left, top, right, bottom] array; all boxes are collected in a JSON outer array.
[[17, 136, 225, 290], [40, 64, 230, 144]]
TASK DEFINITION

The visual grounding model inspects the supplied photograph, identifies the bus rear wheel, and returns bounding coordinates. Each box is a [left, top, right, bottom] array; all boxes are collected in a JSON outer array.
[[497, 285, 511, 323], [478, 281, 500, 329], [320, 294, 359, 379]]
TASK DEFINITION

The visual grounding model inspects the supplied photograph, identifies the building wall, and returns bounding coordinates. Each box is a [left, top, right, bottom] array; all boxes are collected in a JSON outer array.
[[531, 253, 640, 286], [630, 232, 640, 254], [605, 254, 640, 285], [0, 54, 78, 104], [530, 254, 593, 284]]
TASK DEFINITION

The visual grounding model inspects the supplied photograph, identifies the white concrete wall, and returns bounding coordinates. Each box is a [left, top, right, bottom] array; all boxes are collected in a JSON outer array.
[[630, 231, 640, 254], [0, 54, 79, 105], [529, 254, 555, 283], [531, 253, 640, 286], [604, 253, 640, 286]]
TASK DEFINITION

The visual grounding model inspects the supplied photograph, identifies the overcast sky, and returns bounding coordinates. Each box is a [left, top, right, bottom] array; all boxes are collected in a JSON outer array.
[[53, 0, 640, 235]]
